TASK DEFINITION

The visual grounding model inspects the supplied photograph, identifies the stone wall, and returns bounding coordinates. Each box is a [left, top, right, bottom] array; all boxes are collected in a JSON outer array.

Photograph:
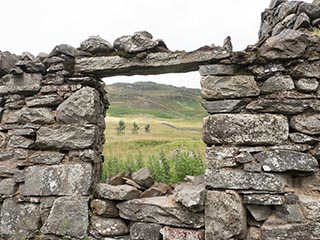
[[1, 0, 320, 239]]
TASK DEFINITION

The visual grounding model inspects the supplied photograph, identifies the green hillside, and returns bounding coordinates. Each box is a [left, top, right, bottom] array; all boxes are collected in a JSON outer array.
[[105, 81, 206, 119]]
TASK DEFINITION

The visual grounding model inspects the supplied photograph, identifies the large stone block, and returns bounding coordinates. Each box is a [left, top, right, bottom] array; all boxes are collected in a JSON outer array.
[[56, 87, 101, 124], [290, 60, 320, 78], [255, 150, 318, 172], [205, 190, 246, 240], [0, 178, 16, 196], [0, 199, 41, 239], [36, 124, 97, 150], [201, 75, 259, 100], [0, 73, 41, 95], [205, 169, 290, 192], [24, 163, 93, 196], [90, 216, 129, 237], [117, 195, 204, 228], [96, 184, 141, 200], [291, 114, 320, 135], [2, 108, 55, 124], [203, 114, 288, 146], [41, 196, 89, 239]]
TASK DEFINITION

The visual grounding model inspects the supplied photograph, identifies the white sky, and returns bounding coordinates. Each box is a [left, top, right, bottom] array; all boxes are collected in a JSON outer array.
[[0, 0, 311, 88]]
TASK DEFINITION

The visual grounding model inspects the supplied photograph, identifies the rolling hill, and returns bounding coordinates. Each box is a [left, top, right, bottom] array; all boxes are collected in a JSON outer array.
[[105, 81, 207, 119]]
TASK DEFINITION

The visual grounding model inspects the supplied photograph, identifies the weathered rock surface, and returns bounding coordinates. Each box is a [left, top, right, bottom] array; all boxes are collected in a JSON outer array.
[[160, 226, 205, 240], [0, 199, 41, 239], [260, 75, 295, 93], [41, 197, 89, 238], [289, 132, 319, 144], [243, 194, 285, 205], [8, 135, 34, 148], [296, 78, 319, 92], [260, 29, 308, 59], [290, 60, 320, 78], [291, 114, 320, 135], [255, 150, 318, 172], [29, 151, 65, 165], [56, 87, 101, 124], [91, 199, 119, 217], [0, 73, 41, 95], [117, 195, 204, 228], [25, 94, 63, 107], [0, 51, 20, 77], [36, 124, 97, 150], [0, 178, 16, 196], [201, 99, 247, 113], [205, 190, 246, 240], [131, 222, 162, 240], [24, 163, 93, 196], [173, 182, 205, 212], [75, 48, 229, 77], [299, 194, 320, 221], [203, 114, 288, 146], [206, 146, 239, 169], [80, 35, 113, 54], [96, 184, 141, 200], [91, 216, 128, 237], [201, 75, 259, 100], [199, 64, 240, 76], [132, 167, 154, 188], [205, 169, 289, 192], [140, 182, 172, 198], [2, 108, 55, 124], [247, 205, 272, 221], [275, 204, 305, 223]]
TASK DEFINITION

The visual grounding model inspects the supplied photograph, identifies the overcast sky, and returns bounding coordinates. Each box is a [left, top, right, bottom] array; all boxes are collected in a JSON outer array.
[[0, 0, 310, 88]]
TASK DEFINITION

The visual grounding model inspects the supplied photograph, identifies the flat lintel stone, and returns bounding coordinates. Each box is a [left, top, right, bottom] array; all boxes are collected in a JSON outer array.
[[74, 48, 229, 77]]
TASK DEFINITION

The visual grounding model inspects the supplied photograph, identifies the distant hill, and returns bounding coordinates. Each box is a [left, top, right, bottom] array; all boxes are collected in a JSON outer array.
[[105, 81, 206, 119]]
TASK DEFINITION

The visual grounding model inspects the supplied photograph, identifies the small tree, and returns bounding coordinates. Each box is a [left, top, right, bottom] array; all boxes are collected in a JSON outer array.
[[132, 122, 140, 134], [116, 119, 126, 135], [144, 124, 151, 133]]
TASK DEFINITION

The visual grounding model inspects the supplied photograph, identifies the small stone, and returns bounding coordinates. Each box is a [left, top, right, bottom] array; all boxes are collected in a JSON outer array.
[[298, 2, 320, 20], [91, 216, 128, 237], [2, 108, 55, 125], [96, 184, 141, 200], [132, 167, 154, 188], [201, 99, 247, 113], [293, 12, 311, 29], [80, 35, 113, 54], [0, 73, 41, 95], [131, 222, 162, 240], [0, 150, 13, 161], [0, 51, 20, 77], [25, 94, 63, 107], [140, 182, 172, 198], [199, 64, 240, 76], [296, 78, 319, 93], [299, 194, 320, 221], [29, 151, 64, 165], [247, 205, 272, 221], [0, 178, 16, 196], [243, 194, 285, 205], [108, 171, 126, 185], [206, 146, 239, 169], [235, 151, 255, 163], [205, 190, 246, 240], [49, 44, 79, 57], [275, 204, 306, 223], [260, 74, 295, 93], [14, 148, 28, 160], [7, 128, 36, 136], [160, 226, 204, 240], [201, 75, 260, 100], [290, 60, 320, 79], [291, 114, 320, 135], [8, 135, 34, 148], [247, 227, 261, 240], [173, 182, 205, 212], [91, 199, 119, 217]]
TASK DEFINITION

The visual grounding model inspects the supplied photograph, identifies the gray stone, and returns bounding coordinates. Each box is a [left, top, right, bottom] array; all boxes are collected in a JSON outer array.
[[25, 94, 63, 107], [41, 196, 89, 238], [36, 124, 97, 150], [276, 1, 300, 23], [255, 150, 318, 172], [260, 75, 295, 93], [235, 151, 255, 163], [160, 226, 204, 240], [91, 199, 119, 217], [291, 114, 320, 135], [140, 182, 172, 198], [80, 35, 113, 54], [96, 184, 141, 200], [261, 216, 320, 240], [8, 135, 34, 148], [296, 78, 319, 92], [75, 48, 229, 77], [299, 194, 320, 221], [298, 2, 320, 20], [0, 131, 8, 148], [247, 227, 261, 240], [294, 12, 311, 30], [203, 114, 289, 146], [270, 143, 312, 152], [206, 146, 239, 169], [251, 63, 286, 80], [269, 0, 286, 9], [205, 190, 246, 240], [247, 205, 272, 221], [56, 87, 101, 124], [132, 167, 154, 188], [117, 195, 204, 228], [0, 178, 16, 196], [246, 99, 320, 114], [0, 51, 20, 77], [243, 194, 285, 205], [24, 163, 93, 196], [275, 204, 305, 223], [289, 132, 319, 144], [205, 169, 290, 192], [173, 182, 205, 212], [244, 163, 262, 172], [7, 128, 36, 136], [2, 108, 55, 124], [108, 171, 126, 185], [201, 99, 247, 113], [290, 60, 320, 78], [201, 75, 259, 100], [91, 216, 128, 237], [0, 150, 13, 161], [131, 222, 162, 240], [0, 199, 41, 239], [0, 73, 41, 95], [199, 64, 240, 76], [113, 31, 158, 53], [29, 151, 64, 165], [49, 44, 80, 57], [261, 30, 308, 59]]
